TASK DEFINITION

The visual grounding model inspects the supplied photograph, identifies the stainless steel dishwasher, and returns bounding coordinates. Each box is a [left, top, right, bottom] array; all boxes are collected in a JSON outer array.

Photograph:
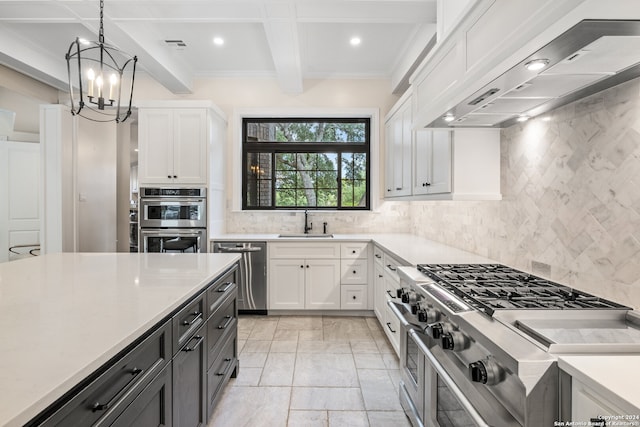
[[213, 241, 267, 314]]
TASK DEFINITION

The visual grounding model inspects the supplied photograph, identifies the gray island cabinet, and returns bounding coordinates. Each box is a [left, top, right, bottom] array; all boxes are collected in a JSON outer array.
[[0, 253, 239, 427]]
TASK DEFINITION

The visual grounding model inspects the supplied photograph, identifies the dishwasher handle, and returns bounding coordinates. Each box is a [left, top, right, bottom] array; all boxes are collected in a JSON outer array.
[[216, 246, 262, 253]]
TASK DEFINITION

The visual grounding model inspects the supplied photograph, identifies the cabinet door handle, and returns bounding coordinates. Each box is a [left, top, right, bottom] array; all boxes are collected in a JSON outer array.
[[91, 367, 144, 412], [378, 274, 383, 278], [182, 311, 203, 326], [173, 175, 178, 179], [217, 315, 234, 330], [386, 322, 397, 333], [306, 265, 310, 268], [396, 187, 402, 190], [167, 175, 172, 179], [386, 290, 395, 298], [300, 265, 304, 269], [387, 189, 391, 192], [183, 335, 204, 352], [386, 264, 397, 272], [353, 270, 357, 274], [351, 250, 356, 254], [375, 254, 382, 259]]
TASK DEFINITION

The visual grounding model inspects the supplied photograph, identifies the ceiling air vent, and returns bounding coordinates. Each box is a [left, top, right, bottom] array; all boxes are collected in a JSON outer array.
[[468, 88, 499, 106], [165, 39, 187, 49]]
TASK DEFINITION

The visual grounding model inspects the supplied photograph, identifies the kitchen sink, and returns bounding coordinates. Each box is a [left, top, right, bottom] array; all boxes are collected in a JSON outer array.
[[277, 233, 334, 238]]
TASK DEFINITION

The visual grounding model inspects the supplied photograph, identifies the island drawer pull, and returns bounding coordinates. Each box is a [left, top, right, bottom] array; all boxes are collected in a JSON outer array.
[[215, 358, 233, 376], [181, 311, 203, 326], [91, 367, 144, 412], [216, 282, 233, 293], [182, 335, 204, 352], [217, 315, 234, 330]]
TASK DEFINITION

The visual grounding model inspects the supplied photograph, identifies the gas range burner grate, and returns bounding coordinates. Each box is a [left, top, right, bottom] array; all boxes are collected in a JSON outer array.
[[416, 264, 629, 316]]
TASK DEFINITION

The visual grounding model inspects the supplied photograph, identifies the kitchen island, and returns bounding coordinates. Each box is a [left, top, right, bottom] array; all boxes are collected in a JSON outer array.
[[0, 252, 240, 427]]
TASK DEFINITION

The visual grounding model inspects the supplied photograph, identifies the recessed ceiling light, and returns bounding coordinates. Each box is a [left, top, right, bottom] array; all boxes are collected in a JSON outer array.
[[213, 37, 224, 46], [443, 114, 455, 122], [517, 115, 530, 122], [524, 59, 549, 71], [350, 37, 361, 46]]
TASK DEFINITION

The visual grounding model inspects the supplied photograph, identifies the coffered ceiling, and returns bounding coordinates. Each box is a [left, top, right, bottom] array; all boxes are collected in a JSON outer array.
[[0, 0, 437, 94]]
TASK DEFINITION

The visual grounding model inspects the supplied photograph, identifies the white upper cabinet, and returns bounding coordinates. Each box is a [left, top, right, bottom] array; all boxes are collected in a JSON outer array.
[[384, 90, 501, 201], [138, 108, 207, 185], [413, 130, 451, 196], [384, 94, 412, 198]]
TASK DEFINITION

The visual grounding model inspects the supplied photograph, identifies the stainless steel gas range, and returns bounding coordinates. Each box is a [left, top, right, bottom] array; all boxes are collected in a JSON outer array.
[[392, 264, 640, 427]]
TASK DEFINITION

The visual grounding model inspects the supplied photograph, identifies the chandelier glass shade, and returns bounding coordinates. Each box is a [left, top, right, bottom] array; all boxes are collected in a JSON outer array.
[[65, 0, 137, 123]]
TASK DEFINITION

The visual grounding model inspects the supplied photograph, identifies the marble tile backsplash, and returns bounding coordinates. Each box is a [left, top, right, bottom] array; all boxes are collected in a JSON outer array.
[[226, 201, 411, 234], [410, 77, 640, 309]]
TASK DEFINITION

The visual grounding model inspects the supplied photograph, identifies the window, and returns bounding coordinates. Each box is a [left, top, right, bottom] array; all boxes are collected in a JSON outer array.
[[242, 118, 370, 210]]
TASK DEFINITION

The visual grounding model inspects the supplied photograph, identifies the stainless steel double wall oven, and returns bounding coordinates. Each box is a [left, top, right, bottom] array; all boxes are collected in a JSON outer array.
[[139, 187, 207, 253]]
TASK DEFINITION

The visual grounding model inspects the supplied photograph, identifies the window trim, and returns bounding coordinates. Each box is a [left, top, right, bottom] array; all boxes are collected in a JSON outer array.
[[232, 108, 380, 212]]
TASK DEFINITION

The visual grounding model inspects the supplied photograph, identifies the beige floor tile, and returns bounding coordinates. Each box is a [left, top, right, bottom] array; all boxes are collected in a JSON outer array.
[[237, 339, 247, 353], [287, 410, 328, 427], [387, 369, 402, 389], [270, 340, 299, 353], [248, 321, 278, 340], [298, 330, 323, 341], [260, 352, 296, 386], [350, 340, 381, 354], [381, 353, 400, 370], [353, 353, 387, 369], [241, 340, 272, 353], [365, 317, 383, 331], [229, 367, 262, 387], [367, 411, 411, 427], [358, 369, 402, 411], [207, 386, 291, 427], [328, 411, 369, 427], [297, 340, 351, 354], [375, 338, 395, 354], [278, 316, 323, 330], [274, 329, 299, 341], [238, 330, 251, 340], [290, 387, 365, 411], [238, 352, 268, 368], [294, 353, 359, 387]]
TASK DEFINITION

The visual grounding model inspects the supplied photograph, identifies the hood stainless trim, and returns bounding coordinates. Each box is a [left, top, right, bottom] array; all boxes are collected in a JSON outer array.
[[426, 20, 640, 128]]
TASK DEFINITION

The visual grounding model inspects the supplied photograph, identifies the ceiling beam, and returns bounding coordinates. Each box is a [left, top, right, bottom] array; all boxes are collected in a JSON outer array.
[[261, 1, 303, 94]]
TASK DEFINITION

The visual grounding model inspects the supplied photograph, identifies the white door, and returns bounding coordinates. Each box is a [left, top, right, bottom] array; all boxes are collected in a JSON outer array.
[[269, 259, 305, 310], [413, 130, 432, 195], [0, 141, 40, 262], [173, 109, 207, 184], [138, 109, 174, 185], [305, 259, 341, 309]]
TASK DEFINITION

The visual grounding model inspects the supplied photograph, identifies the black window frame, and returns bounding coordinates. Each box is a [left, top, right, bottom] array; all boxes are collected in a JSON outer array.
[[242, 117, 371, 211]]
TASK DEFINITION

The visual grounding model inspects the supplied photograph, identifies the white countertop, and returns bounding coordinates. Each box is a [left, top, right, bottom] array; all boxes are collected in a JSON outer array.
[[0, 252, 240, 427], [211, 233, 495, 265], [559, 355, 640, 413]]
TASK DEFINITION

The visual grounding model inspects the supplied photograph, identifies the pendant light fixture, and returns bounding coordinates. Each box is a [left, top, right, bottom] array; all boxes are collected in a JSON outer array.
[[65, 0, 137, 123]]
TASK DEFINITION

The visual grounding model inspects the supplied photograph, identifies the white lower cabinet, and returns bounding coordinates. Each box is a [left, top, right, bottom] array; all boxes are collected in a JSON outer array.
[[269, 242, 370, 311], [269, 258, 340, 310], [269, 259, 307, 310], [571, 378, 628, 422], [373, 245, 405, 355]]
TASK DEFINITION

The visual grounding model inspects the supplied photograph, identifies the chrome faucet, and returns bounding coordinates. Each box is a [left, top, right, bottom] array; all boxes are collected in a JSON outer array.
[[304, 210, 313, 234]]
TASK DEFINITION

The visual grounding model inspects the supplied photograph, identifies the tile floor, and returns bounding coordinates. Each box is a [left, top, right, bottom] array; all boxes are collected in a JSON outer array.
[[207, 315, 411, 427]]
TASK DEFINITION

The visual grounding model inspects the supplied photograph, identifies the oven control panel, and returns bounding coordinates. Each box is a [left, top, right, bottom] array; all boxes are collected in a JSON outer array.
[[421, 283, 471, 313]]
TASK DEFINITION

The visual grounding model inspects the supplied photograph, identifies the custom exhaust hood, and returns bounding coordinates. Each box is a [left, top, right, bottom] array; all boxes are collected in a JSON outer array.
[[428, 20, 640, 128]]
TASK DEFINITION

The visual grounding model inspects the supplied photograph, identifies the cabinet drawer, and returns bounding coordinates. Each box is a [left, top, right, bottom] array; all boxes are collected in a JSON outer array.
[[341, 285, 368, 310], [206, 265, 238, 318], [110, 363, 172, 427], [269, 242, 340, 259], [207, 291, 237, 368], [340, 242, 368, 259], [173, 291, 206, 355], [340, 259, 368, 284], [373, 246, 384, 266], [41, 321, 172, 427], [383, 253, 402, 282], [207, 332, 237, 418]]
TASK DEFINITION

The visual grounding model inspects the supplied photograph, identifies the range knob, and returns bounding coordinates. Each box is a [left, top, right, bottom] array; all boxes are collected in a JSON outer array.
[[395, 288, 404, 299], [418, 308, 440, 324], [430, 322, 453, 339], [469, 359, 504, 386], [441, 331, 469, 351], [401, 290, 417, 305]]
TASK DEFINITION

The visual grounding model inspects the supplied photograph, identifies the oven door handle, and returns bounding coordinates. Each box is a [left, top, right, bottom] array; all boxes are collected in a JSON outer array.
[[408, 329, 490, 427], [142, 230, 203, 237], [141, 198, 205, 204]]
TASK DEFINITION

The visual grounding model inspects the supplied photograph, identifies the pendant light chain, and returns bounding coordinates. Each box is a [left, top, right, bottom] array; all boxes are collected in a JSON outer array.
[[98, 0, 105, 44]]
